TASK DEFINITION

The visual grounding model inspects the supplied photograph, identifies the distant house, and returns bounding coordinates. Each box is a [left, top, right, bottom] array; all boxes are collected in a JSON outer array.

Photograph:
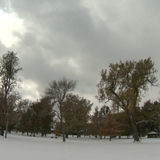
[[147, 131, 159, 138]]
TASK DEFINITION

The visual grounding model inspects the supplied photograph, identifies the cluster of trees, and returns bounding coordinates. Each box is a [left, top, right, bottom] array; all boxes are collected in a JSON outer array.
[[90, 105, 123, 141], [141, 100, 160, 134], [0, 51, 159, 143], [90, 101, 160, 141], [54, 94, 92, 139], [0, 52, 92, 142], [17, 97, 54, 136]]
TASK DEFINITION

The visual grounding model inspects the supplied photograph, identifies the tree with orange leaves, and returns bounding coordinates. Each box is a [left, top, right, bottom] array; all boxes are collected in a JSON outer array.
[[100, 112, 124, 141]]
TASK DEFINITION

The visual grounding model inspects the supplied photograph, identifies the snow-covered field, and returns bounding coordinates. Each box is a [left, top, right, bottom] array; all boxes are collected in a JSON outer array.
[[0, 133, 160, 160]]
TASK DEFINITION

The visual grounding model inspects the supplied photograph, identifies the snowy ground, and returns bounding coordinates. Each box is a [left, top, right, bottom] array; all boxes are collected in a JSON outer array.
[[0, 133, 160, 160]]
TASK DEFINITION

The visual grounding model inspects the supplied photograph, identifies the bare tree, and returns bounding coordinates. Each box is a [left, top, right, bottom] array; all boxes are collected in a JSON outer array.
[[45, 77, 76, 142]]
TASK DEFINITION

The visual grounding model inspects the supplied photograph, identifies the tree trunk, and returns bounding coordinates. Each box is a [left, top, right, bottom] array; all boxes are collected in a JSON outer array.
[[60, 106, 65, 142], [0, 113, 4, 136], [77, 134, 81, 138], [130, 115, 139, 142], [5, 115, 9, 138], [62, 132, 65, 142], [61, 120, 65, 142], [0, 126, 4, 136], [126, 109, 139, 142]]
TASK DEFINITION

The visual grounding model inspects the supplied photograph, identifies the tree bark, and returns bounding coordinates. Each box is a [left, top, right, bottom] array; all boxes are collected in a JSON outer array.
[[130, 115, 139, 142], [61, 118, 65, 142], [5, 115, 8, 138]]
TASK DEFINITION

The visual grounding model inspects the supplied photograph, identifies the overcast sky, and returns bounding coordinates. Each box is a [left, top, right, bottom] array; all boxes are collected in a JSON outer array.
[[0, 0, 160, 108]]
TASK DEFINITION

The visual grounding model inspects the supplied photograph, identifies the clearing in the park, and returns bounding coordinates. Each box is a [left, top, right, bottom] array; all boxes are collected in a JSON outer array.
[[0, 134, 160, 160]]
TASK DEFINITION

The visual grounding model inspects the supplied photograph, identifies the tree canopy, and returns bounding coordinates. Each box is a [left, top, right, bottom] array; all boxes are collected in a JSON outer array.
[[45, 77, 76, 142], [97, 57, 158, 141], [63, 94, 92, 137], [0, 51, 22, 138]]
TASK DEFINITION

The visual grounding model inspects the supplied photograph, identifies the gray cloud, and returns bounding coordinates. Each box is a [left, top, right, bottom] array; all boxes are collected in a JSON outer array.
[[1, 0, 159, 106]]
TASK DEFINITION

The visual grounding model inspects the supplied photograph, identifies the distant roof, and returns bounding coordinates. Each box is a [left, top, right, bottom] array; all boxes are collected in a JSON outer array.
[[148, 131, 158, 135]]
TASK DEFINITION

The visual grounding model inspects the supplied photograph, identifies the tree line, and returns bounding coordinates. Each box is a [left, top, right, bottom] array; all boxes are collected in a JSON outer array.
[[0, 51, 159, 142]]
